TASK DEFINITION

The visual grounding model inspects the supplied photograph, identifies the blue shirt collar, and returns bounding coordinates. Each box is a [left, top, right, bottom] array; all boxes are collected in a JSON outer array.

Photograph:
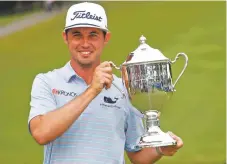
[[62, 61, 81, 83]]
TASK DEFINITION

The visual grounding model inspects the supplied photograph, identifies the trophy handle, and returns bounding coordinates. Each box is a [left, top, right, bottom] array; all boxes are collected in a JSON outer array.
[[171, 53, 188, 88], [108, 61, 126, 98], [108, 61, 121, 70]]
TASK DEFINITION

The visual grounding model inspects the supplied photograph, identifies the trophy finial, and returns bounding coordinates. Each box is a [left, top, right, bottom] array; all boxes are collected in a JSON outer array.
[[139, 35, 146, 44]]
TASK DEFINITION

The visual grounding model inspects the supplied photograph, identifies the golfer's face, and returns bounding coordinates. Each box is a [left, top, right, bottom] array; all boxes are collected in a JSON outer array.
[[65, 27, 109, 67]]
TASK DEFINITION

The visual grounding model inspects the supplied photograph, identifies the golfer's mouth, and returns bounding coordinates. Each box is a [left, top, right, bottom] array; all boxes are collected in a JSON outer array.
[[79, 51, 93, 57]]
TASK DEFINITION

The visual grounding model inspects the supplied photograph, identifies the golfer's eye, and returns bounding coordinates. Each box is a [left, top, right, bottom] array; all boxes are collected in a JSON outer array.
[[72, 32, 82, 38], [89, 32, 99, 38]]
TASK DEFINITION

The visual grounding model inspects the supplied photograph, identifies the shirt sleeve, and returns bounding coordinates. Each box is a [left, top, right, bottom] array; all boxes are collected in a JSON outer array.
[[124, 98, 145, 152], [28, 74, 56, 130]]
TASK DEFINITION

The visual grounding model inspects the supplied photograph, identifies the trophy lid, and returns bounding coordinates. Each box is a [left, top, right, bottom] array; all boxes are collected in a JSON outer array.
[[123, 35, 169, 65]]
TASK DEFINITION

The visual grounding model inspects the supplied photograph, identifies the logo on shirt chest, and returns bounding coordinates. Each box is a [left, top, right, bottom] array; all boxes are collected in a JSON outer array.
[[100, 95, 122, 109], [52, 89, 77, 97], [104, 96, 119, 104]]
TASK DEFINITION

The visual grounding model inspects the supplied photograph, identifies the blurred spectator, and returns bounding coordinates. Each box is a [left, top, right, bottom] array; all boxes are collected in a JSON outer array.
[[44, 0, 63, 12], [44, 0, 54, 12]]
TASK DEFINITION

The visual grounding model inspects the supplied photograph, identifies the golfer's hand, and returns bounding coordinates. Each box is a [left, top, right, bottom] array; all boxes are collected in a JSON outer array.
[[90, 61, 113, 94], [159, 132, 183, 156]]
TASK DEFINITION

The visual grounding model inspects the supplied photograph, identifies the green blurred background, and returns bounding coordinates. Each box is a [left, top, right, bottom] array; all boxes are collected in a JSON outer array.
[[0, 1, 225, 164]]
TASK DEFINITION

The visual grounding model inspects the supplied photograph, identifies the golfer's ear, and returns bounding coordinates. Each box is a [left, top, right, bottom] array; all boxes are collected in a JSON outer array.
[[62, 31, 68, 44], [104, 32, 111, 45]]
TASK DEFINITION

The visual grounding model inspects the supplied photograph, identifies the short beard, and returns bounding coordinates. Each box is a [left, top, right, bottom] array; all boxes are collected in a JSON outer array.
[[77, 61, 93, 68], [74, 58, 93, 68]]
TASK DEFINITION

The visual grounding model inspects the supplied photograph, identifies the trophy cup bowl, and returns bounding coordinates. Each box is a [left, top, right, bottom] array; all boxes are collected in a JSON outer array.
[[110, 35, 188, 148]]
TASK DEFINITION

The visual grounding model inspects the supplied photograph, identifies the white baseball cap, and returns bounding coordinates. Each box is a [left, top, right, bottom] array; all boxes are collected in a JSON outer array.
[[64, 2, 108, 32]]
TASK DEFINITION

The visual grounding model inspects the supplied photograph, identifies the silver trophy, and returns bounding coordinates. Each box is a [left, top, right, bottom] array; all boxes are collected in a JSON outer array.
[[110, 35, 188, 148]]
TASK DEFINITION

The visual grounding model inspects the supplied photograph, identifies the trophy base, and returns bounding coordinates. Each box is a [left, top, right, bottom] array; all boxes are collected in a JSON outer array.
[[137, 126, 177, 148]]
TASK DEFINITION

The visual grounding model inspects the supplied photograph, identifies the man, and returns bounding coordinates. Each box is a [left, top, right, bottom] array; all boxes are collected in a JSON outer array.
[[28, 2, 183, 164]]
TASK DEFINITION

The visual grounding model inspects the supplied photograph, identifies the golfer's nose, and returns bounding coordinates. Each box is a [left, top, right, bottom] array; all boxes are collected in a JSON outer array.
[[81, 38, 90, 48]]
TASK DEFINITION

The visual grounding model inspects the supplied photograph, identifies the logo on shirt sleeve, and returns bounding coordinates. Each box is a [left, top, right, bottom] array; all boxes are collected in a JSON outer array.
[[52, 89, 77, 97]]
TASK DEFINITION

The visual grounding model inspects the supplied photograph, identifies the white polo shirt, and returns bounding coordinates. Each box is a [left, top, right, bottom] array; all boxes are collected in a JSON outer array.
[[28, 61, 144, 164]]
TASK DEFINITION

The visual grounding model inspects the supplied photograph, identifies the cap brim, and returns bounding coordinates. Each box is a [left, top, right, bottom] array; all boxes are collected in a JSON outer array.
[[64, 24, 108, 32]]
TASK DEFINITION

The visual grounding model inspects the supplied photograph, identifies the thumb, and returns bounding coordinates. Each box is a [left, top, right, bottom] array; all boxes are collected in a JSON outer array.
[[168, 131, 183, 149]]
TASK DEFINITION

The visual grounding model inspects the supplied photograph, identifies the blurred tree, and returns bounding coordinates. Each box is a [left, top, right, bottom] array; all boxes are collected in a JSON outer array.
[[0, 1, 17, 15]]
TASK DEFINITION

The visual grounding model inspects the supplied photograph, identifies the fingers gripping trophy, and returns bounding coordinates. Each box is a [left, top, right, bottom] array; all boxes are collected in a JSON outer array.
[[110, 35, 188, 148]]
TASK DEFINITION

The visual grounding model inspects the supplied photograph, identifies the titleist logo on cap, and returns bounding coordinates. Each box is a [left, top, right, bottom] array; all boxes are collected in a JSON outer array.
[[71, 10, 102, 22]]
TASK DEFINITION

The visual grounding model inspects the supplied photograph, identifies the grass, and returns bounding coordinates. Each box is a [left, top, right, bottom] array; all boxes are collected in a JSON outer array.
[[0, 1, 225, 164]]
